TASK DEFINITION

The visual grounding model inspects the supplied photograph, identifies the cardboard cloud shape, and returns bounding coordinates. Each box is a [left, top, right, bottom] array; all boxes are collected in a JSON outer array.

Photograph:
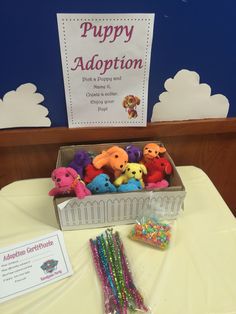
[[151, 69, 229, 122], [0, 83, 51, 129]]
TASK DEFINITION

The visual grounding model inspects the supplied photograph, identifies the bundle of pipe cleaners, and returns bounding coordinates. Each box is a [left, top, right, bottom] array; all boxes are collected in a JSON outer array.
[[90, 229, 149, 314]]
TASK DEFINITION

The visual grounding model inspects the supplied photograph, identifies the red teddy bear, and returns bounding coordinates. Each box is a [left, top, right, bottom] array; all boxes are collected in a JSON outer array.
[[144, 157, 172, 184], [83, 164, 104, 184]]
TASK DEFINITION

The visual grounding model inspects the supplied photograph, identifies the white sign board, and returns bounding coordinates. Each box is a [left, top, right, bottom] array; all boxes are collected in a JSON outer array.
[[0, 231, 73, 303], [57, 13, 154, 127]]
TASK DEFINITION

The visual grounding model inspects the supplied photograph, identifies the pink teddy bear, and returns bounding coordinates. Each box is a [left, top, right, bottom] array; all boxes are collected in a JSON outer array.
[[49, 167, 91, 199]]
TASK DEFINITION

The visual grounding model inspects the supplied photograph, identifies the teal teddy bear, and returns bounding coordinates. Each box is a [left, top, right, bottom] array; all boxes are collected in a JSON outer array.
[[117, 178, 143, 192], [87, 174, 116, 194]]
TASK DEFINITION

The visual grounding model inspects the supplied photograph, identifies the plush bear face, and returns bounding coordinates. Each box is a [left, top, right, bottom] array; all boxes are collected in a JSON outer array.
[[108, 149, 128, 171], [51, 167, 78, 188], [87, 174, 116, 194], [125, 144, 143, 163], [124, 163, 147, 181], [143, 143, 166, 161]]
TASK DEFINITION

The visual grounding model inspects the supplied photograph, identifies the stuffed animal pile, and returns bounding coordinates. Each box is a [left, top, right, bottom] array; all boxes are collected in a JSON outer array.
[[48, 143, 173, 199]]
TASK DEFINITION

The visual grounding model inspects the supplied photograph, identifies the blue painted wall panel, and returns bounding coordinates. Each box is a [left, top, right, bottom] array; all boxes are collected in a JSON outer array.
[[0, 0, 235, 126]]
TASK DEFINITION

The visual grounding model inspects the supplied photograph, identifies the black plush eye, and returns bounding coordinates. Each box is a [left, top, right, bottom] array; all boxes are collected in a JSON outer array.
[[105, 178, 109, 181], [65, 173, 69, 177], [96, 187, 99, 191], [155, 151, 158, 154], [127, 168, 130, 171], [139, 170, 142, 173], [145, 147, 148, 150], [115, 155, 119, 158]]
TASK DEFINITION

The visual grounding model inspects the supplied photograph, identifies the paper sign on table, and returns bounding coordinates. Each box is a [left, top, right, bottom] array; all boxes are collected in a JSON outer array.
[[57, 13, 155, 127], [0, 231, 73, 303]]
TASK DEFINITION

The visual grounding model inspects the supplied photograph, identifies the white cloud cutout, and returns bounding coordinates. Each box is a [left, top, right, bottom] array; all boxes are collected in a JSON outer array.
[[151, 69, 229, 122], [0, 83, 51, 129]]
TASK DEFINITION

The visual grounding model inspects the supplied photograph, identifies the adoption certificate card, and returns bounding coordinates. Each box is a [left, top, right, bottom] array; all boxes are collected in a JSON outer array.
[[0, 231, 73, 303], [57, 13, 154, 127]]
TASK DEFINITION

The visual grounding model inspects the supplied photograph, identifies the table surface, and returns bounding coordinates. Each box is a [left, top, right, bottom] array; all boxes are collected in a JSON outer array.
[[0, 166, 236, 314]]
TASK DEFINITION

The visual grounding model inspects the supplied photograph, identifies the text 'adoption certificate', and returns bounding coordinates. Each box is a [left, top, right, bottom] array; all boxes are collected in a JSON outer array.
[[0, 231, 73, 303]]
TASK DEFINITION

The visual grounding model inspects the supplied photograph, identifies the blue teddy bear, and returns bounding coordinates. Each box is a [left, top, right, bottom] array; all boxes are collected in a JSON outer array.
[[87, 174, 116, 194], [117, 178, 143, 192]]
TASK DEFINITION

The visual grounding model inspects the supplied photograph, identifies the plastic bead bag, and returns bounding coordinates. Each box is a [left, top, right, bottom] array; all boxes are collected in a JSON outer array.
[[89, 228, 151, 314], [129, 216, 171, 249], [129, 200, 172, 250]]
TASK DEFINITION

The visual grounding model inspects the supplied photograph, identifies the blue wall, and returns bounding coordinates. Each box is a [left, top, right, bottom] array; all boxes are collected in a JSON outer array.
[[1, 0, 235, 126]]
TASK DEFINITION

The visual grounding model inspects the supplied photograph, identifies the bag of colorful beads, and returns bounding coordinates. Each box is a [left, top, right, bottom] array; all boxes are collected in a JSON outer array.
[[129, 214, 171, 250]]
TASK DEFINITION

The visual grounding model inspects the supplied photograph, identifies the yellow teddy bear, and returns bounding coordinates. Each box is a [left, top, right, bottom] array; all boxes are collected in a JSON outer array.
[[114, 163, 147, 188]]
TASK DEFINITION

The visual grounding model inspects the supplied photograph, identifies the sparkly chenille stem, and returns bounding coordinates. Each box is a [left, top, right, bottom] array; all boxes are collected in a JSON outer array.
[[96, 235, 120, 308], [89, 239, 112, 314], [106, 230, 129, 314], [99, 233, 125, 314], [90, 229, 148, 313], [91, 237, 120, 313], [113, 234, 142, 310], [111, 232, 136, 312], [117, 236, 144, 309], [102, 232, 126, 314], [102, 233, 122, 300], [114, 232, 149, 312]]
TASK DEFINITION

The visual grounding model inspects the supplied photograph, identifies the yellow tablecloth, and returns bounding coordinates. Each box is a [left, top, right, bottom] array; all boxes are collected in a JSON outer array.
[[0, 166, 236, 314]]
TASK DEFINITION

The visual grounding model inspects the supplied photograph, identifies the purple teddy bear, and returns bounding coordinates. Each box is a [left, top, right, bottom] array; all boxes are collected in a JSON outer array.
[[68, 150, 91, 179], [124, 144, 143, 163]]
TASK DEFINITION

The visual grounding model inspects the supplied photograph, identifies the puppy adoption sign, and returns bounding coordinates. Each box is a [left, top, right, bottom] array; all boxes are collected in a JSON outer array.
[[57, 13, 154, 127]]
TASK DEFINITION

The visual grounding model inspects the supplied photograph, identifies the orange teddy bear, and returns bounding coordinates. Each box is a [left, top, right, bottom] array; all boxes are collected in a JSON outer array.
[[142, 143, 166, 163], [92, 146, 128, 179]]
